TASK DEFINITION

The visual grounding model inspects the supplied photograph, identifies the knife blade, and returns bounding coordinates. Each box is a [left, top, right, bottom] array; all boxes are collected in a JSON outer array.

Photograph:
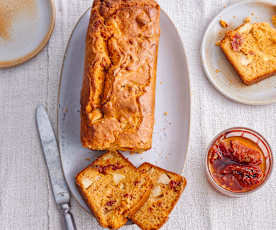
[[36, 105, 76, 230]]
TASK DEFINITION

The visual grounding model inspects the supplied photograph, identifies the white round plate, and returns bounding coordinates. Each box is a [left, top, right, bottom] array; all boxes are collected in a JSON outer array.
[[201, 0, 276, 105], [0, 0, 55, 68], [58, 8, 191, 213]]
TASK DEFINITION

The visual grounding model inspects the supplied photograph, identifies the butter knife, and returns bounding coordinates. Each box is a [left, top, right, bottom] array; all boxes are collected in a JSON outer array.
[[36, 105, 77, 230]]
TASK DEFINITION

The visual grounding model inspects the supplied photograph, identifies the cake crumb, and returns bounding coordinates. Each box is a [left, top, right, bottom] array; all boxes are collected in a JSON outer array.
[[85, 158, 91, 161], [233, 16, 236, 19], [219, 20, 228, 28], [243, 17, 251, 23], [160, 81, 163, 85], [216, 41, 221, 46], [215, 69, 221, 73], [272, 15, 276, 27], [251, 12, 255, 16], [163, 112, 168, 116]]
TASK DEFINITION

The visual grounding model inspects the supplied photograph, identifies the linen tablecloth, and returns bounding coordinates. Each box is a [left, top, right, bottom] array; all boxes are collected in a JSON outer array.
[[1, 0, 276, 229]]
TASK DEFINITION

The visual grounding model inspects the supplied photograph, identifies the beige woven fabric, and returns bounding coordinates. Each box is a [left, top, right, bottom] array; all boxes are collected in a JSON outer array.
[[1, 0, 276, 229]]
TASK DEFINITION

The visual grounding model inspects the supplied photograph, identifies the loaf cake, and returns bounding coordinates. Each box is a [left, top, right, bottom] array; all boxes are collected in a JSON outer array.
[[272, 15, 276, 28], [80, 0, 160, 152], [220, 22, 276, 85], [75, 151, 153, 229], [131, 163, 186, 230]]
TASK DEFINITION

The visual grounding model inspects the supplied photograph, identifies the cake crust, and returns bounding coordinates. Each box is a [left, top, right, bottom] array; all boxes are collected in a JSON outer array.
[[80, 0, 160, 152]]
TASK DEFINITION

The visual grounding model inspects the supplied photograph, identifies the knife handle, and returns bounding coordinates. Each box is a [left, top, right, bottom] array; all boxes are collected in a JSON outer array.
[[61, 203, 77, 230]]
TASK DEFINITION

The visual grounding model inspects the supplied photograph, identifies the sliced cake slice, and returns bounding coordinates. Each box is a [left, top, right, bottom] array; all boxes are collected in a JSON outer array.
[[76, 151, 153, 229], [131, 163, 187, 230], [220, 21, 276, 85]]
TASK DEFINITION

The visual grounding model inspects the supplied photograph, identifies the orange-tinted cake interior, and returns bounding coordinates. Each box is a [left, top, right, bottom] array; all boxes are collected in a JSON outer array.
[[220, 22, 276, 85]]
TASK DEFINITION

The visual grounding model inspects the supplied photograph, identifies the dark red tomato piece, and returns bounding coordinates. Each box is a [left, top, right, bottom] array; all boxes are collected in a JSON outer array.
[[230, 140, 262, 165], [221, 165, 263, 187]]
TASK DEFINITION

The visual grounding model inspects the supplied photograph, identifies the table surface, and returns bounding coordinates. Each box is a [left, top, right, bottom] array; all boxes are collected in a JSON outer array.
[[1, 0, 276, 229]]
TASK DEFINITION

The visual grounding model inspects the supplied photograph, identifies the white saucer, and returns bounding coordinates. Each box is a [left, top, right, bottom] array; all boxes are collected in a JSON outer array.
[[0, 0, 55, 68], [201, 0, 276, 105]]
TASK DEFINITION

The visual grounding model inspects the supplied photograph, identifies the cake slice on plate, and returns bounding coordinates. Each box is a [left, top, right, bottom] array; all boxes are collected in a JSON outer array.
[[220, 21, 276, 85], [76, 151, 152, 229]]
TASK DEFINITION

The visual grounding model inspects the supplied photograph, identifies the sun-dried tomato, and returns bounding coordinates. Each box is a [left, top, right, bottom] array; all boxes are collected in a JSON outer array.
[[221, 165, 262, 187], [106, 200, 116, 206], [231, 33, 243, 51], [95, 163, 124, 174], [212, 140, 262, 165], [157, 201, 162, 207], [169, 180, 182, 192], [230, 140, 262, 165], [209, 145, 222, 163]]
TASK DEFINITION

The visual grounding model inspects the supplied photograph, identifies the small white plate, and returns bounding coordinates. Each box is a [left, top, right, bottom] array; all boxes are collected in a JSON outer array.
[[58, 8, 191, 213], [0, 0, 55, 68], [201, 0, 276, 105]]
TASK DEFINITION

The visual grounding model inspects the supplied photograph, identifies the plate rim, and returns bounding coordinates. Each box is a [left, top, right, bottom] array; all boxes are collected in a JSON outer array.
[[57, 6, 191, 214], [201, 0, 276, 106], [0, 0, 56, 68], [56, 7, 91, 213]]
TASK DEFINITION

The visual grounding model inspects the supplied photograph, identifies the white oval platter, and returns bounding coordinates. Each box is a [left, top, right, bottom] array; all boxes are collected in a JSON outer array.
[[58, 7, 191, 213]]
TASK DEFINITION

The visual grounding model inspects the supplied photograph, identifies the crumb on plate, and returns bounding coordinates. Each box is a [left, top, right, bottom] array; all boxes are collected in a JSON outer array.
[[163, 112, 168, 116], [219, 20, 228, 28], [243, 17, 251, 23], [215, 69, 221, 73]]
